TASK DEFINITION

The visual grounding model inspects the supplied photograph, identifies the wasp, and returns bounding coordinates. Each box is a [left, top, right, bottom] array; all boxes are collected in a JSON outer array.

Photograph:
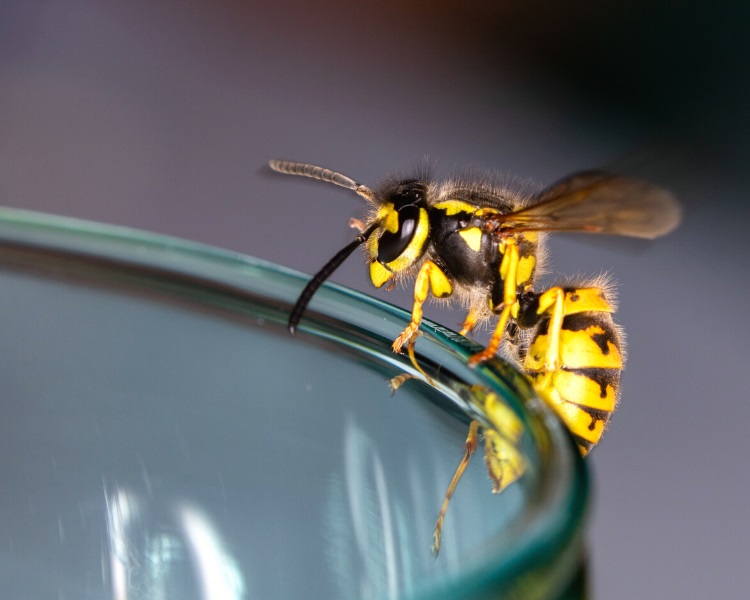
[[269, 158, 680, 553]]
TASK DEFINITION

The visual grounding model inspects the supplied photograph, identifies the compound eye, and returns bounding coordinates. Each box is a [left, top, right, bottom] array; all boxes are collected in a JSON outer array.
[[377, 205, 420, 264]]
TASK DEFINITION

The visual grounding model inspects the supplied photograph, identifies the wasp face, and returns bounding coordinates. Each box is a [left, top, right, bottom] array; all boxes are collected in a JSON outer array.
[[368, 180, 431, 287], [376, 181, 427, 262]]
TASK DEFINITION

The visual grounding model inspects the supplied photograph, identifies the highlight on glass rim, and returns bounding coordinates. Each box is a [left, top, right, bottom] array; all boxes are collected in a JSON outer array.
[[269, 157, 681, 554]]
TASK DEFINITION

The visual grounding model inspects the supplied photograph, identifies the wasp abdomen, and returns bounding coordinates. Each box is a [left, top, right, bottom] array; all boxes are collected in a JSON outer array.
[[521, 289, 624, 455]]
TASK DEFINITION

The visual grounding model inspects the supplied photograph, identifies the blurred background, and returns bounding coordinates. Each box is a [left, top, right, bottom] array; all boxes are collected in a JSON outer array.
[[1, 0, 748, 597]]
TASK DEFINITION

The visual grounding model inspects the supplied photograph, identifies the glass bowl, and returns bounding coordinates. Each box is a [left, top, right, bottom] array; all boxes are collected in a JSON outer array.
[[0, 207, 587, 599]]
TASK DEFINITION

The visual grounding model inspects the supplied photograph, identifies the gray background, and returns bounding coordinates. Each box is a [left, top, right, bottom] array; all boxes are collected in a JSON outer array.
[[1, 1, 748, 597]]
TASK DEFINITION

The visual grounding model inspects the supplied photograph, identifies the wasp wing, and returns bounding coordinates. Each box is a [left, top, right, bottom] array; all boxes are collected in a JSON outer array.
[[487, 171, 681, 239]]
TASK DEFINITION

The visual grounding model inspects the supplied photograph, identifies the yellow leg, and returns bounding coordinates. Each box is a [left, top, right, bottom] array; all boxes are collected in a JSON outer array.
[[389, 261, 451, 390], [468, 303, 512, 366], [433, 420, 480, 556], [468, 242, 520, 366], [534, 286, 565, 388], [388, 334, 433, 393], [459, 309, 479, 336], [392, 261, 452, 354]]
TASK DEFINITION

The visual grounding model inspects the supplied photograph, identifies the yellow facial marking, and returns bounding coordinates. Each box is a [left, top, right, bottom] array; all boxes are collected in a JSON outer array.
[[376, 204, 399, 233], [369, 261, 393, 288], [366, 229, 379, 262], [458, 227, 483, 252]]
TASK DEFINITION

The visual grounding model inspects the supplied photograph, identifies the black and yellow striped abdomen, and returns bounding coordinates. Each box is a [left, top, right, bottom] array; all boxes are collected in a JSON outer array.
[[521, 288, 624, 455]]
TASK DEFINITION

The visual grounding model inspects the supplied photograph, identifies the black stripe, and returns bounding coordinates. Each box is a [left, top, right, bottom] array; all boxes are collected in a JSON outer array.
[[568, 367, 621, 400], [573, 436, 595, 454]]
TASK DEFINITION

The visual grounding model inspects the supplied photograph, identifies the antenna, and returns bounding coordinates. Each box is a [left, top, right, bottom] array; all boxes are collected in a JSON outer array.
[[268, 160, 375, 201], [287, 223, 378, 334]]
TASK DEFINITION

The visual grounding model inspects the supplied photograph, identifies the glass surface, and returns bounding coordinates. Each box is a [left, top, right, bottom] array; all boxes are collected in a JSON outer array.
[[0, 207, 587, 599]]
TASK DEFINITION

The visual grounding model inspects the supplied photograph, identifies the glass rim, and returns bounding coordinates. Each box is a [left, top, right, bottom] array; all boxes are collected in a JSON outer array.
[[0, 206, 589, 599]]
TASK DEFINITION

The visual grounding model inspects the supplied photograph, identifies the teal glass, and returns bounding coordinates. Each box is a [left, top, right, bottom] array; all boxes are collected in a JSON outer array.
[[0, 208, 588, 599]]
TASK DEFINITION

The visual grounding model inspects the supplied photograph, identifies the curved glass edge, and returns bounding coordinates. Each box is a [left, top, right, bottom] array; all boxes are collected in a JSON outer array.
[[0, 206, 588, 599]]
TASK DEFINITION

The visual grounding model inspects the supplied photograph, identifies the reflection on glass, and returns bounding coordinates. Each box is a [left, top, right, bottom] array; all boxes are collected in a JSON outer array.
[[104, 486, 245, 600], [179, 504, 245, 600]]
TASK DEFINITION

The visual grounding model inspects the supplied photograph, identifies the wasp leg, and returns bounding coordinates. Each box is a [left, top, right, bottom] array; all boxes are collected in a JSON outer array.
[[407, 334, 434, 384], [459, 309, 480, 337], [468, 304, 512, 367], [468, 242, 520, 366], [392, 261, 452, 354], [433, 420, 480, 556], [388, 334, 434, 393], [484, 428, 525, 493], [533, 286, 566, 388]]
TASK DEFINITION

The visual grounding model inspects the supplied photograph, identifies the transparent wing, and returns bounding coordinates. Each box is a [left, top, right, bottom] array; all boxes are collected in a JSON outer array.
[[485, 171, 681, 239]]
